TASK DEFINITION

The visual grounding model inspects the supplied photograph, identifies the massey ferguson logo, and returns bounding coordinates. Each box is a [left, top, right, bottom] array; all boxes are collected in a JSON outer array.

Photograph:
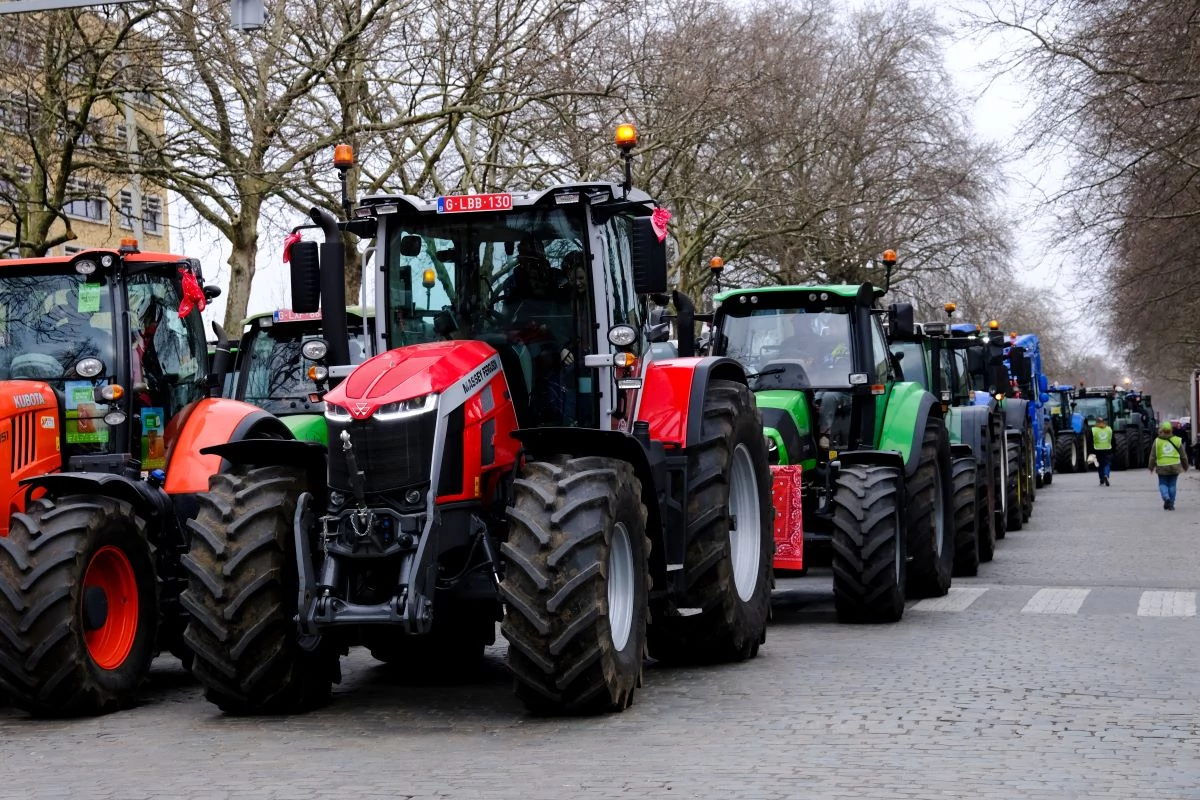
[[13, 392, 45, 409], [352, 401, 371, 418], [460, 358, 499, 394]]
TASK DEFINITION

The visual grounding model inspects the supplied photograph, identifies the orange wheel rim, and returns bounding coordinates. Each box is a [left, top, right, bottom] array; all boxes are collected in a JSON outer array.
[[82, 545, 139, 670]]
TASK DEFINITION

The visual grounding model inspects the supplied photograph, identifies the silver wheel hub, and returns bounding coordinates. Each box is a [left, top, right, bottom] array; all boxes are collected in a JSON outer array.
[[607, 522, 635, 652], [729, 443, 762, 602]]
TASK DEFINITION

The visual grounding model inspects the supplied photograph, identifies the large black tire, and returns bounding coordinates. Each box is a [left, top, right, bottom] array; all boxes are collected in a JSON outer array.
[[904, 418, 954, 598], [990, 415, 1008, 541], [1112, 431, 1129, 471], [1041, 431, 1054, 486], [501, 456, 649, 714], [831, 465, 905, 623], [182, 466, 340, 715], [1005, 437, 1023, 532], [1020, 426, 1034, 522], [975, 453, 997, 563], [951, 457, 979, 577], [1055, 433, 1079, 473], [0, 496, 158, 717], [648, 380, 773, 665]]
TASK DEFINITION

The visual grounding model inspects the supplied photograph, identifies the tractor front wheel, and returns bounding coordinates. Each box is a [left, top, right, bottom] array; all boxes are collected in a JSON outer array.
[[951, 457, 980, 577], [905, 418, 954, 598], [501, 456, 649, 714], [648, 380, 773, 665], [0, 496, 158, 717], [1055, 433, 1079, 473], [831, 465, 905, 623], [1112, 431, 1129, 471], [182, 466, 339, 715]]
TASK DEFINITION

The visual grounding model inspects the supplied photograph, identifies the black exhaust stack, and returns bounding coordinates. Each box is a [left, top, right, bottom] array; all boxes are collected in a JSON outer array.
[[310, 206, 351, 369]]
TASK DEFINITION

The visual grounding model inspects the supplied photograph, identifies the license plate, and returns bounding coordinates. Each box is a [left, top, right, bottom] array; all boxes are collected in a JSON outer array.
[[436, 193, 513, 214]]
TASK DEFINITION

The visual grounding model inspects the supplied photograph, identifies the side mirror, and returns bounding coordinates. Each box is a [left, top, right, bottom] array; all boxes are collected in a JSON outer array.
[[1038, 374, 1049, 393], [289, 240, 321, 314], [966, 347, 985, 376], [990, 365, 1010, 394], [400, 235, 423, 257], [630, 216, 667, 294], [886, 302, 914, 341], [203, 284, 222, 301]]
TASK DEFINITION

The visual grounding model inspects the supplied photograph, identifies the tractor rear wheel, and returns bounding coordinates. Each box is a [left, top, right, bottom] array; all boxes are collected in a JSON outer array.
[[831, 465, 905, 623], [648, 380, 773, 665], [951, 457, 980, 577], [501, 456, 649, 714], [0, 496, 157, 717], [1112, 432, 1129, 471], [905, 417, 954, 598], [182, 466, 339, 715], [1055, 434, 1078, 473], [1005, 438, 1023, 532]]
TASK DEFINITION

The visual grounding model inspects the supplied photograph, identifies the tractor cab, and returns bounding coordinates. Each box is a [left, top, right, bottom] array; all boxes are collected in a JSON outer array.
[[0, 243, 220, 480], [232, 307, 375, 443]]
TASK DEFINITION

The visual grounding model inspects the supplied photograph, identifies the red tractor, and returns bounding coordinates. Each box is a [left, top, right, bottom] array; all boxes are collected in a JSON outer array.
[[182, 129, 776, 714], [0, 242, 293, 716]]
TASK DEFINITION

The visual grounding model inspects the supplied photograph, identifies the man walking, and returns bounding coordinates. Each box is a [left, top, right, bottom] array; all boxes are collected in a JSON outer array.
[[1149, 420, 1190, 510], [1092, 417, 1114, 486]]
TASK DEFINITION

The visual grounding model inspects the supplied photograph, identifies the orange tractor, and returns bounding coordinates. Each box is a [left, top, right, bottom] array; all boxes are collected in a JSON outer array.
[[0, 243, 294, 716], [182, 130, 776, 715]]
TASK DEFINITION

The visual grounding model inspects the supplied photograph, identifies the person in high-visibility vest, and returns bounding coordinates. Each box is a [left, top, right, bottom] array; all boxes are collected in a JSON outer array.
[[1091, 417, 1114, 486], [1148, 420, 1190, 510]]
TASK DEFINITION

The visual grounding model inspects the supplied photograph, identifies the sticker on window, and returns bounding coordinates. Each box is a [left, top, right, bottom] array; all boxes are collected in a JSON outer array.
[[77, 284, 101, 313]]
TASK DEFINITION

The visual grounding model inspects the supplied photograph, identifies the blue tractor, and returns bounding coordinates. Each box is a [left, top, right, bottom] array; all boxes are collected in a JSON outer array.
[[1009, 334, 1055, 488], [1047, 384, 1086, 473]]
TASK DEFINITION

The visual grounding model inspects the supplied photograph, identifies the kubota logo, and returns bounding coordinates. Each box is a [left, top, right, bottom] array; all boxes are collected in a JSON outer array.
[[13, 392, 44, 409], [352, 402, 371, 418]]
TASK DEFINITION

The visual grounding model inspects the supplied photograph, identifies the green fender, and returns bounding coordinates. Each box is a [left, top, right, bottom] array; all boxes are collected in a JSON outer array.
[[877, 381, 939, 477], [753, 389, 816, 469], [281, 414, 328, 446]]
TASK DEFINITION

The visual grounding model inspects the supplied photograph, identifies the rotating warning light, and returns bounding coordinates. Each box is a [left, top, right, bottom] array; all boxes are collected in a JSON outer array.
[[422, 268, 437, 289], [119, 237, 139, 254], [709, 256, 724, 272], [943, 302, 956, 314], [333, 144, 354, 168], [615, 124, 638, 150], [987, 320, 1000, 330], [881, 249, 897, 266]]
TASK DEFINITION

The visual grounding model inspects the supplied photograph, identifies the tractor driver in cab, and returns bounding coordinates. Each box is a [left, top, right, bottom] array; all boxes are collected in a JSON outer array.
[[777, 311, 851, 385], [505, 237, 570, 424]]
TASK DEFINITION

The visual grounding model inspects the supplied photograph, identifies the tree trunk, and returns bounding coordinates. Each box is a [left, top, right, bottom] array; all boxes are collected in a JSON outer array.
[[223, 202, 261, 333]]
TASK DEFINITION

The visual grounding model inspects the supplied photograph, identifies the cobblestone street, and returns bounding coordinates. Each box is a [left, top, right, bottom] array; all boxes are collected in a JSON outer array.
[[3, 471, 1199, 799]]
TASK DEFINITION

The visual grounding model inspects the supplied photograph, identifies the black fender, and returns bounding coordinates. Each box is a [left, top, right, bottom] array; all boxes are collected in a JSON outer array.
[[200, 439, 329, 496], [20, 471, 186, 559], [684, 356, 751, 447], [950, 443, 974, 460], [513, 427, 672, 589], [1004, 398, 1030, 432], [953, 404, 995, 462]]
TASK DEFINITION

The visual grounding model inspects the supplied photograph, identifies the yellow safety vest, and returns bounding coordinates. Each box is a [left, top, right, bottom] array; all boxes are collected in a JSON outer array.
[[1092, 425, 1113, 451], [1155, 436, 1183, 467]]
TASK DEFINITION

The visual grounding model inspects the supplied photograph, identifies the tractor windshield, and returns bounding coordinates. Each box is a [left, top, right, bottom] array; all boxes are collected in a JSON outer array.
[[1075, 397, 1110, 422], [0, 268, 116, 382], [719, 307, 854, 387], [241, 318, 372, 414]]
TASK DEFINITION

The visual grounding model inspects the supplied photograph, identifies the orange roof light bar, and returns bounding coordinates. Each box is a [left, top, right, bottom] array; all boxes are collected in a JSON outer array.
[[615, 123, 638, 150], [333, 144, 354, 169], [119, 238, 139, 254]]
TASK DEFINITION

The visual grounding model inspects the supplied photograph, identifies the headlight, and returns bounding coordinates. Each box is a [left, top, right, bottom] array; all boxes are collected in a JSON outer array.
[[75, 357, 104, 378], [374, 393, 437, 420], [302, 339, 329, 361], [325, 403, 352, 420], [98, 384, 124, 401], [608, 324, 637, 347], [103, 410, 127, 426], [75, 259, 97, 275]]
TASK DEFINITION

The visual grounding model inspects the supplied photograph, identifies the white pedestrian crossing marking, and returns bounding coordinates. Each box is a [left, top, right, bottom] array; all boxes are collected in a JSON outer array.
[[912, 587, 988, 612], [1021, 587, 1090, 614], [1137, 591, 1197, 617]]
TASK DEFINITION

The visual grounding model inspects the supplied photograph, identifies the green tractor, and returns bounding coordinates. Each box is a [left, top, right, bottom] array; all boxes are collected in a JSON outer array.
[[710, 269, 955, 622], [227, 307, 375, 445], [888, 313, 1005, 575], [1074, 385, 1149, 470]]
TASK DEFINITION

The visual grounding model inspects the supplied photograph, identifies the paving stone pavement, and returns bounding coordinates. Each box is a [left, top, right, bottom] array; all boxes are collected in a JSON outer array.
[[1, 470, 1199, 799]]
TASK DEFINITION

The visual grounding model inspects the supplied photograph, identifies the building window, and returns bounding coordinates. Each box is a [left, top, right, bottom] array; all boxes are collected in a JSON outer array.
[[0, 164, 33, 201], [64, 177, 107, 221], [120, 190, 165, 234], [0, 91, 25, 134]]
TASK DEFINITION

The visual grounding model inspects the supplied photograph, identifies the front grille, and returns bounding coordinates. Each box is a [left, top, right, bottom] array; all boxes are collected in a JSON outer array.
[[327, 413, 437, 494], [10, 411, 36, 473]]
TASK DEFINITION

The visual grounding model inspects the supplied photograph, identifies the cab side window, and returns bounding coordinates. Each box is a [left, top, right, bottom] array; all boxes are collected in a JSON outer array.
[[869, 318, 891, 382]]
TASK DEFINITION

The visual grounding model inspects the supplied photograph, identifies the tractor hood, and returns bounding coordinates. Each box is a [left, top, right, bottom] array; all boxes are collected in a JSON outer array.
[[324, 340, 498, 419], [0, 380, 58, 416]]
